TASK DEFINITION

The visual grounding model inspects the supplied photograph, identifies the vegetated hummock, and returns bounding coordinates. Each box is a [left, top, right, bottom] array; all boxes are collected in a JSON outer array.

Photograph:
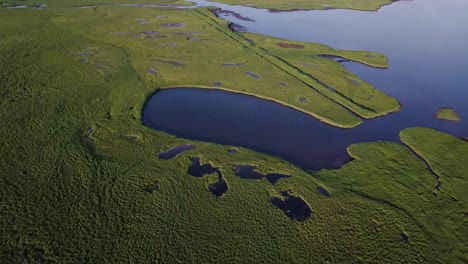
[[435, 107, 461, 122], [203, 0, 396, 11], [0, 3, 466, 264]]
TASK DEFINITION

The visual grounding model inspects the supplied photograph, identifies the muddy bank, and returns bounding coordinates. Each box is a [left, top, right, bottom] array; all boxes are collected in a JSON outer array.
[[228, 22, 248, 32], [277, 42, 305, 49], [213, 9, 255, 22]]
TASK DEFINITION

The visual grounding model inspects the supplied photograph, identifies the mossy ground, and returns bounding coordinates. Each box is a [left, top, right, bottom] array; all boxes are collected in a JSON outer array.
[[435, 107, 461, 122], [0, 4, 466, 264]]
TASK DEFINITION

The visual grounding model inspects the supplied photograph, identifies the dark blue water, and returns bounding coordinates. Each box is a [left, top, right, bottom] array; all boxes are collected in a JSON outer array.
[[143, 0, 468, 170], [143, 88, 379, 169]]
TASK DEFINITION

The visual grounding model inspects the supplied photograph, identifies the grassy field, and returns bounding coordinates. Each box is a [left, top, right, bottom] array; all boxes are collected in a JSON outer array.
[[435, 107, 461, 122], [45, 6, 399, 128], [0, 4, 466, 264], [1, 0, 192, 8], [245, 34, 400, 119], [315, 127, 468, 263], [203, 0, 396, 11]]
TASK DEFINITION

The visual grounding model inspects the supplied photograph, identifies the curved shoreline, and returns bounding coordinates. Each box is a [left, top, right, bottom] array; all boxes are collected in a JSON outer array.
[[151, 85, 363, 128]]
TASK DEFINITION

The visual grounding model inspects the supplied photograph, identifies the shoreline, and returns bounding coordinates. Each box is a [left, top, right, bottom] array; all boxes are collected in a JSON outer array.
[[151, 85, 363, 129]]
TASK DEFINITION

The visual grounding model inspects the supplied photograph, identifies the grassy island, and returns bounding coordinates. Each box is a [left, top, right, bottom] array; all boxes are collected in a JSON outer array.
[[435, 107, 461, 122]]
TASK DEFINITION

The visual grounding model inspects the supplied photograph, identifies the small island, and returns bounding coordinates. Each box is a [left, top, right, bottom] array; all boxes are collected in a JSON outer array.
[[435, 107, 461, 122]]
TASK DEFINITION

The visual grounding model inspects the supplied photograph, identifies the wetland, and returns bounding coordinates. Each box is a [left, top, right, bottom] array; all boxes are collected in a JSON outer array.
[[1, 0, 467, 263], [143, 0, 468, 170]]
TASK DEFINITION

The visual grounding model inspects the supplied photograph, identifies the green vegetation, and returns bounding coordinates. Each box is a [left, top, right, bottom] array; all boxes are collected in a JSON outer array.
[[315, 128, 468, 263], [400, 127, 468, 207], [204, 0, 396, 11], [46, 6, 399, 127], [0, 4, 466, 264], [1, 0, 191, 8], [245, 34, 400, 119], [399, 127, 468, 262], [435, 107, 461, 122]]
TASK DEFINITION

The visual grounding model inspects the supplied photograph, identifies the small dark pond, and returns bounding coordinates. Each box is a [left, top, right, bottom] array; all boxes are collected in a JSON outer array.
[[233, 165, 289, 185], [244, 71, 260, 78], [401, 231, 409, 243], [154, 59, 185, 67], [187, 157, 228, 197], [208, 179, 228, 197], [223, 63, 245, 67], [159, 144, 195, 159], [144, 181, 160, 193], [188, 157, 219, 177], [160, 22, 186, 28], [83, 127, 95, 141], [316, 186, 330, 196], [270, 190, 312, 221]]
